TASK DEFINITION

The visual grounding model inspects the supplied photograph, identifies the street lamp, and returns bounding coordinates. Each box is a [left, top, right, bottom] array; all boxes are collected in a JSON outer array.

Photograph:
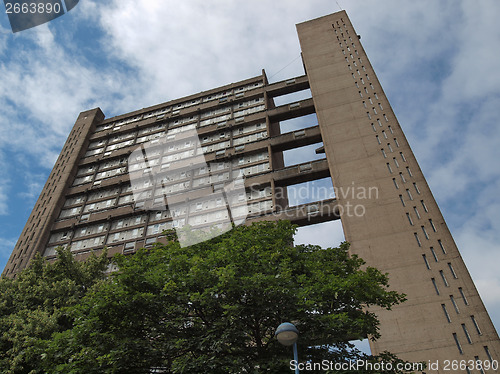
[[275, 322, 299, 374]]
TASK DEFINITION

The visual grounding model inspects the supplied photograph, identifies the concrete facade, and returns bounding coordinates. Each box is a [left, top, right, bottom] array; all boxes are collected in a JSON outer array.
[[3, 10, 499, 373]]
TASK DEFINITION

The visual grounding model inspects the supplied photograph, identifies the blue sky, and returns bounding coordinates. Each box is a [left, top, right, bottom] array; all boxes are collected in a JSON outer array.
[[0, 0, 499, 350]]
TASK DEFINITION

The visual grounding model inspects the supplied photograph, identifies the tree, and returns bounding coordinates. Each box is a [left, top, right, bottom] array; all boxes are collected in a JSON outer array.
[[37, 221, 410, 373], [0, 248, 109, 373]]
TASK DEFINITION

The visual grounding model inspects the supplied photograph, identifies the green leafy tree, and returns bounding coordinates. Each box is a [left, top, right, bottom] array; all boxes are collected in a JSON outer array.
[[38, 221, 410, 373], [0, 248, 109, 373]]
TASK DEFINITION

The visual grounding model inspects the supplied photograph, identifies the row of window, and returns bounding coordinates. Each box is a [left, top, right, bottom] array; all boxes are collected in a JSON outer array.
[[93, 82, 265, 134]]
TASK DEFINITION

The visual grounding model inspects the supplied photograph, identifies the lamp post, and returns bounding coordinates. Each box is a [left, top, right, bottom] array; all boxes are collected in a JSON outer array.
[[275, 322, 299, 374]]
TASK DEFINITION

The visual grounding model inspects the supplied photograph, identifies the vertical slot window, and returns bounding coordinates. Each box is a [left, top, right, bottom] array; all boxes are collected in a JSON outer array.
[[438, 239, 446, 254], [381, 148, 387, 158], [400, 172, 406, 183], [450, 295, 460, 314], [475, 357, 485, 374], [440, 270, 449, 287], [400, 151, 406, 162], [387, 163, 393, 173], [471, 316, 482, 335], [394, 138, 400, 147], [414, 233, 421, 247], [484, 346, 492, 362], [453, 333, 463, 354], [432, 278, 439, 295], [393, 178, 399, 189], [406, 189, 413, 201], [406, 166, 413, 177], [421, 200, 428, 213], [413, 206, 421, 219], [462, 324, 472, 344], [442, 304, 451, 322], [421, 226, 429, 239], [406, 213, 414, 225], [429, 219, 437, 232], [459, 287, 469, 305], [430, 247, 439, 262], [399, 194, 405, 207], [423, 254, 431, 269], [393, 157, 399, 168], [413, 182, 421, 194], [448, 263, 457, 279]]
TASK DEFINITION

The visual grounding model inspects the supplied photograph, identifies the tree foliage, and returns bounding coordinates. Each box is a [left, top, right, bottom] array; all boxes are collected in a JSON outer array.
[[0, 221, 415, 373]]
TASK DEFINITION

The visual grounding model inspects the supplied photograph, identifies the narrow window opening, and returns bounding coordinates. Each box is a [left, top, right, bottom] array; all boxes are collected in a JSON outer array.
[[387, 143, 393, 152], [370, 83, 374, 90], [459, 287, 469, 305], [375, 135, 380, 143], [377, 118, 382, 126], [406, 213, 414, 225], [406, 166, 413, 177], [440, 270, 449, 287], [413, 206, 421, 219], [475, 356, 485, 374], [393, 178, 399, 189], [414, 233, 421, 247], [421, 200, 428, 212], [393, 157, 399, 168], [388, 125, 393, 134], [382, 130, 387, 139], [430, 247, 438, 262], [387, 163, 393, 173], [429, 219, 437, 232], [442, 304, 451, 322], [378, 103, 383, 110], [462, 324, 472, 344], [484, 346, 492, 362], [406, 188, 413, 200], [450, 295, 460, 314], [359, 91, 363, 97], [413, 182, 421, 194], [422, 225, 429, 239], [399, 194, 405, 207], [394, 138, 400, 147], [471, 316, 482, 335], [400, 172, 406, 183], [400, 151, 406, 162], [448, 263, 457, 279], [432, 278, 439, 295], [453, 333, 463, 354], [423, 254, 431, 269], [438, 239, 446, 254], [362, 100, 367, 108], [371, 123, 377, 132], [381, 148, 387, 158]]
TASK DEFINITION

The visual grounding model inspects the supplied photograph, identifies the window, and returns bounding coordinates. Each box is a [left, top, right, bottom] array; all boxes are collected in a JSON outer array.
[[406, 167, 412, 177], [393, 178, 399, 189], [438, 239, 446, 254], [429, 219, 437, 232], [471, 315, 482, 335], [375, 135, 380, 144], [484, 346, 492, 362], [442, 304, 451, 322], [406, 213, 413, 225], [400, 172, 406, 183], [453, 333, 463, 354], [413, 182, 421, 194], [414, 233, 421, 247], [381, 148, 387, 158], [448, 263, 458, 279], [394, 138, 400, 147], [450, 295, 460, 314], [406, 189, 413, 201], [430, 247, 439, 262], [400, 152, 406, 162], [475, 356, 485, 374], [423, 254, 431, 269], [421, 200, 428, 213], [440, 270, 449, 287], [399, 195, 405, 207], [387, 163, 393, 173], [393, 157, 399, 168], [459, 287, 469, 305], [421, 225, 429, 239], [413, 206, 420, 219], [431, 278, 439, 295]]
